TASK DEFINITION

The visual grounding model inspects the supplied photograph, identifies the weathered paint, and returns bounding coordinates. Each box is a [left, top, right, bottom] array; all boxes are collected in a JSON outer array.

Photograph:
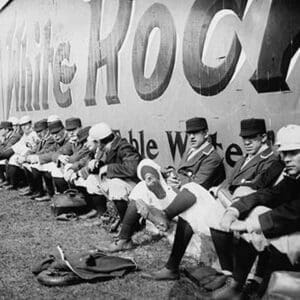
[[0, 0, 299, 166]]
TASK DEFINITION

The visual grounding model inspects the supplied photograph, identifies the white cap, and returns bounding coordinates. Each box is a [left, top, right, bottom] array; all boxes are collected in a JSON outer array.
[[19, 115, 31, 126], [89, 122, 112, 140], [47, 115, 60, 123], [8, 116, 19, 125], [276, 124, 300, 151]]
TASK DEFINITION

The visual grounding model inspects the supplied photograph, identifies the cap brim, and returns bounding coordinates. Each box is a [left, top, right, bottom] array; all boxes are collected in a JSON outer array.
[[50, 128, 63, 134], [278, 144, 300, 152], [19, 122, 31, 126], [66, 127, 77, 131], [186, 128, 206, 133]]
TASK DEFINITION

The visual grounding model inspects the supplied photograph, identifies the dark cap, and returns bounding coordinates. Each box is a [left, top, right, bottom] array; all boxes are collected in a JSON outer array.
[[65, 117, 82, 131], [34, 119, 48, 133], [77, 126, 91, 143], [49, 120, 64, 134], [186, 117, 208, 133], [240, 118, 266, 137], [0, 121, 13, 130]]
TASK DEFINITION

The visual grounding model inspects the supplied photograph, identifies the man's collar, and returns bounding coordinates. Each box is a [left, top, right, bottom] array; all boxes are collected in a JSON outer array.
[[190, 140, 210, 152], [283, 171, 300, 181]]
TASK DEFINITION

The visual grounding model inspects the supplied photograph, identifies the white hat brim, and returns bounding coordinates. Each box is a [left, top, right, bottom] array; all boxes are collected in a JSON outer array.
[[278, 144, 300, 152]]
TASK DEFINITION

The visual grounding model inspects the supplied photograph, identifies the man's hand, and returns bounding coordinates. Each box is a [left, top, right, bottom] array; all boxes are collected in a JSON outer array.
[[166, 173, 181, 188], [88, 159, 98, 171], [79, 166, 90, 179], [220, 210, 239, 232], [16, 155, 26, 164], [230, 220, 247, 232], [58, 155, 70, 165], [27, 154, 39, 164]]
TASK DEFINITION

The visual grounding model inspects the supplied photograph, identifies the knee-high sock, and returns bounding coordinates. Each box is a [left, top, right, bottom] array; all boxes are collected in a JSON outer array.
[[24, 168, 34, 191], [53, 177, 69, 193], [32, 168, 44, 195], [259, 245, 297, 295], [232, 238, 257, 286], [210, 228, 234, 273], [113, 199, 128, 221], [119, 200, 141, 240], [166, 217, 194, 271], [42, 171, 55, 197], [0, 164, 6, 181], [164, 188, 196, 220], [253, 249, 270, 279], [88, 194, 107, 215], [7, 165, 23, 188]]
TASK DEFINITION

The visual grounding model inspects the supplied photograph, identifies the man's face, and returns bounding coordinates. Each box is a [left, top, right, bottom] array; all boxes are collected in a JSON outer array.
[[242, 134, 265, 155], [52, 129, 65, 142], [188, 130, 207, 149], [67, 127, 80, 142], [21, 123, 32, 135], [99, 140, 112, 152], [37, 129, 48, 139], [281, 150, 300, 177], [86, 138, 98, 151]]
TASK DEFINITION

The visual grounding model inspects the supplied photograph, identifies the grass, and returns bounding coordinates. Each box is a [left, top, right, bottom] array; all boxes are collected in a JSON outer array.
[[0, 189, 200, 300]]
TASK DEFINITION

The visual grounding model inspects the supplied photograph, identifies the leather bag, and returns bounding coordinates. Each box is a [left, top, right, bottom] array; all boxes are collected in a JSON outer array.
[[51, 189, 87, 216]]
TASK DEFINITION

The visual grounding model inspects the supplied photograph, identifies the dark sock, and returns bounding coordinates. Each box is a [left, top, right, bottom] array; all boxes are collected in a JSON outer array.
[[165, 217, 194, 271], [24, 168, 34, 191], [0, 164, 6, 181], [254, 249, 270, 279], [7, 165, 22, 189], [32, 168, 44, 195], [119, 200, 141, 240], [90, 194, 107, 215], [53, 177, 69, 193], [232, 238, 257, 286], [164, 188, 196, 220], [113, 200, 128, 221], [42, 171, 55, 196], [210, 228, 234, 272], [259, 245, 297, 295]]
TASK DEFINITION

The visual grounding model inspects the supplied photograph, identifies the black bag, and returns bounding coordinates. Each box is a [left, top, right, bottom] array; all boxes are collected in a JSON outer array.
[[169, 265, 229, 299], [51, 189, 87, 216]]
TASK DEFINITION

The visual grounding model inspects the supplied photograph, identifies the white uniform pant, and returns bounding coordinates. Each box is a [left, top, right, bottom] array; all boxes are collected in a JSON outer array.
[[85, 174, 135, 201]]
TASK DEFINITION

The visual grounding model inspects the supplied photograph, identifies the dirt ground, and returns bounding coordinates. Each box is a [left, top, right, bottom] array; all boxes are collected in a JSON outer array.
[[0, 188, 199, 300]]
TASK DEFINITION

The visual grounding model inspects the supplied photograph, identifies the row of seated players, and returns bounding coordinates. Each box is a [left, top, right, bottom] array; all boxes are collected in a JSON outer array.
[[0, 115, 299, 298]]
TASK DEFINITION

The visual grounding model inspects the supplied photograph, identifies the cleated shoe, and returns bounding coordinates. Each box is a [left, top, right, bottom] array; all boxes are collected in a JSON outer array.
[[141, 267, 179, 281], [34, 194, 51, 202], [104, 239, 134, 253], [135, 199, 169, 231]]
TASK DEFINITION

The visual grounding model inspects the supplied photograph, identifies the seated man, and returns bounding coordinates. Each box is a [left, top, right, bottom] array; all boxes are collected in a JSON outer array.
[[50, 117, 82, 193], [85, 122, 142, 224], [119, 118, 284, 281], [30, 119, 69, 201], [0, 116, 39, 190], [62, 126, 105, 218], [0, 119, 21, 184], [106, 117, 225, 253], [210, 124, 300, 299], [167, 117, 225, 189], [211, 118, 283, 207], [19, 119, 56, 197]]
